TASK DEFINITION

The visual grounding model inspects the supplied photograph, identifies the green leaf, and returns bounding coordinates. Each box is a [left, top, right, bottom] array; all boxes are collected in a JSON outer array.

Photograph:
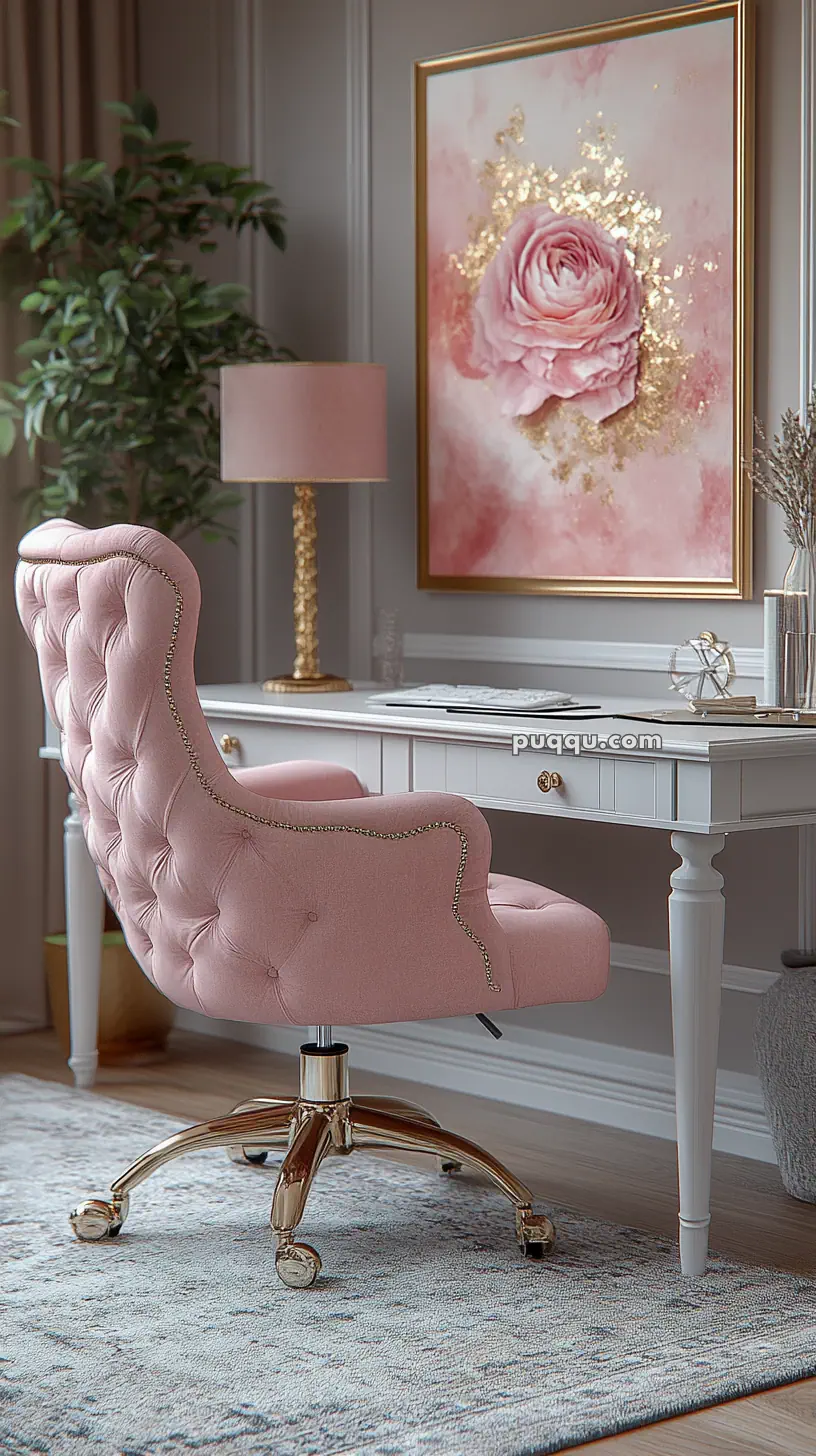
[[0, 210, 24, 238], [16, 337, 52, 357], [131, 91, 159, 137], [180, 307, 231, 328], [231, 181, 273, 208], [64, 158, 107, 181], [121, 122, 153, 143], [198, 241, 218, 253], [260, 215, 286, 251], [206, 283, 248, 307], [104, 101, 135, 121], [20, 291, 46, 311], [2, 156, 52, 177], [147, 139, 191, 156], [23, 397, 47, 441], [0, 414, 16, 454]]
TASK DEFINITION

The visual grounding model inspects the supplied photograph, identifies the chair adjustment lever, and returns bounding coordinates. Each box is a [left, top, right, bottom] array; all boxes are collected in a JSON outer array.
[[475, 1013, 503, 1039]]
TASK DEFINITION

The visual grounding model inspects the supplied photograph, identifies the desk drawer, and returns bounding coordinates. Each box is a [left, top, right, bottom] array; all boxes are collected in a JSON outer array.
[[205, 718, 382, 793], [413, 741, 601, 812]]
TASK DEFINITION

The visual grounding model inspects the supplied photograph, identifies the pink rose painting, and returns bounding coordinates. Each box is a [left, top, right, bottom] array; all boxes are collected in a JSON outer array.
[[471, 207, 643, 423], [416, 5, 752, 595]]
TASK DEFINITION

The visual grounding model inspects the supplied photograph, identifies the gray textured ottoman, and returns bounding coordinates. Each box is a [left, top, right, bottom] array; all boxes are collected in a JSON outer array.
[[754, 965, 816, 1203]]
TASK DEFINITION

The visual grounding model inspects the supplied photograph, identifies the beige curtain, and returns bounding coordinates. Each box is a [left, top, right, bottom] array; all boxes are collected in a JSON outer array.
[[0, 0, 137, 1030]]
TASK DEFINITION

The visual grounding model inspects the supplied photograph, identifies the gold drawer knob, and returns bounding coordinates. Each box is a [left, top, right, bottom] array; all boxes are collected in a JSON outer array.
[[219, 734, 241, 756], [537, 770, 563, 793]]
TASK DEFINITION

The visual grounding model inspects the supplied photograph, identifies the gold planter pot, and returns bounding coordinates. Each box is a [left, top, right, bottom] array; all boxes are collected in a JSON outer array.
[[44, 932, 174, 1065]]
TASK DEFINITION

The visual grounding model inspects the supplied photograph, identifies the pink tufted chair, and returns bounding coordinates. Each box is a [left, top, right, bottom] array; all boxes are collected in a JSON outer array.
[[16, 518, 609, 1287]]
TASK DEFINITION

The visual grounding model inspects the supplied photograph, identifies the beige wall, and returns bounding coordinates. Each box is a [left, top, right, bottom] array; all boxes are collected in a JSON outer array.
[[373, 0, 802, 1076], [138, 0, 804, 1077], [137, 0, 351, 685], [138, 0, 246, 684], [371, 0, 797, 642]]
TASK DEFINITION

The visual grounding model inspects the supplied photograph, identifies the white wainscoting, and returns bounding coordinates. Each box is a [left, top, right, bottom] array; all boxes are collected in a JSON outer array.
[[404, 634, 764, 680], [175, 941, 775, 1164]]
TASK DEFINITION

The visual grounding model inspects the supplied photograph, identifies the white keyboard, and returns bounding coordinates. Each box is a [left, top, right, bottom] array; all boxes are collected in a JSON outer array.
[[367, 684, 573, 711]]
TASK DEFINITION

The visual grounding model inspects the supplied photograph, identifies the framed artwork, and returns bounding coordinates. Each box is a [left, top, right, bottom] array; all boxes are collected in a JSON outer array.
[[415, 1, 754, 598]]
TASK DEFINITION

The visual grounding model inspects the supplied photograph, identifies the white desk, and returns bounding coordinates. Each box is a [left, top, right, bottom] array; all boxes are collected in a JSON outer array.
[[48, 687, 816, 1276]]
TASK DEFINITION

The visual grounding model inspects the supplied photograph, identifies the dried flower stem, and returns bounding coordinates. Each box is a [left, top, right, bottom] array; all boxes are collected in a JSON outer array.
[[747, 385, 816, 548]]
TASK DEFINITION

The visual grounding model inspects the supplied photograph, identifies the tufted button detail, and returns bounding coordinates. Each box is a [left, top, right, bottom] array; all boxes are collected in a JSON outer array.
[[240, 828, 252, 840], [307, 911, 318, 922]]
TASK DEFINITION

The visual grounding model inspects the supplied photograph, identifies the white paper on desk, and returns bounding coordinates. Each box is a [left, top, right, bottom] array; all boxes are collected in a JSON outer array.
[[367, 684, 574, 711]]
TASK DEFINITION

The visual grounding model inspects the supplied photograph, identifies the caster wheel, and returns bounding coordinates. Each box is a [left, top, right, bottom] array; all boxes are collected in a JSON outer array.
[[69, 1196, 128, 1242], [227, 1145, 268, 1166], [516, 1208, 555, 1260], [275, 1242, 322, 1288], [439, 1158, 463, 1175], [521, 1239, 548, 1260]]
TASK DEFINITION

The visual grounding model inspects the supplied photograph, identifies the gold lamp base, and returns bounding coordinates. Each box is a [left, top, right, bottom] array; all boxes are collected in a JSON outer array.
[[268, 481, 352, 695], [262, 673, 352, 694]]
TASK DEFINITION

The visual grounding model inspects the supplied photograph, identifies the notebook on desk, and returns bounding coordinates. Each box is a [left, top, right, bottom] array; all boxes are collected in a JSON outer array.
[[367, 684, 575, 713]]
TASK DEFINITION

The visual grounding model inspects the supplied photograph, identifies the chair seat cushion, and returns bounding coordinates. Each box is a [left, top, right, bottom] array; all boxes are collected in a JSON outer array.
[[487, 873, 609, 1009]]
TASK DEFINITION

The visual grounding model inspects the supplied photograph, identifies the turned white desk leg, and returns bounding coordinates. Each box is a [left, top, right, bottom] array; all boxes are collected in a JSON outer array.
[[64, 791, 104, 1089], [668, 831, 726, 1277]]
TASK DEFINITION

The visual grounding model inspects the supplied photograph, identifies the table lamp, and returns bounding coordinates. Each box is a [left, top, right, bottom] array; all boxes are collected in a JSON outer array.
[[220, 361, 387, 692]]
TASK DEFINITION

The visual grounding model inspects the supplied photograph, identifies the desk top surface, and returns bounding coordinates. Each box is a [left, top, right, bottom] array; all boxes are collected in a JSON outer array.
[[197, 684, 816, 763]]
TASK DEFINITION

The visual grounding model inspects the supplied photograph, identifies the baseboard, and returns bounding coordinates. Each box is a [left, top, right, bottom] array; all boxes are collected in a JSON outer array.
[[403, 632, 764, 681], [174, 1008, 774, 1166], [613, 941, 778, 995]]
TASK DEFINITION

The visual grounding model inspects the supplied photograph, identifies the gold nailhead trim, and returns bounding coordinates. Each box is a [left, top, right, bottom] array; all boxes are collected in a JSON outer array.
[[19, 549, 500, 993]]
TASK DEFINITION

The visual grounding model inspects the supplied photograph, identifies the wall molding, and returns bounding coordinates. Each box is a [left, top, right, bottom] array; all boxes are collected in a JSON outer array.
[[404, 632, 764, 680], [176, 1008, 773, 1165], [799, 2, 816, 950], [802, 0, 816, 418], [233, 0, 266, 683], [612, 940, 776, 995], [346, 0, 375, 682]]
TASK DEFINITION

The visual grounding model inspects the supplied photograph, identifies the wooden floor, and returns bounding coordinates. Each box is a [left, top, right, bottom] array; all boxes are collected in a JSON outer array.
[[4, 1027, 815, 1455]]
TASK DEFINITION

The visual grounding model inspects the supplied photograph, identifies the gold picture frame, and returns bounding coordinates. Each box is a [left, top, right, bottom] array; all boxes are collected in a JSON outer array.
[[416, 1, 754, 598]]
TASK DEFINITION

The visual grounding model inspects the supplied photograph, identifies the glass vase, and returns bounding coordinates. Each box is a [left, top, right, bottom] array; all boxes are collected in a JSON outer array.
[[782, 531, 816, 708], [373, 608, 404, 689]]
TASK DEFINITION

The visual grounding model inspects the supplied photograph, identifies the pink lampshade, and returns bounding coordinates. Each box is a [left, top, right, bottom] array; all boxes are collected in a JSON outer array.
[[219, 362, 388, 483]]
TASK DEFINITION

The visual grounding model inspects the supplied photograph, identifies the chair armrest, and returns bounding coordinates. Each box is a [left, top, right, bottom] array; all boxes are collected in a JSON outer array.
[[214, 768, 511, 1022], [230, 760, 366, 802]]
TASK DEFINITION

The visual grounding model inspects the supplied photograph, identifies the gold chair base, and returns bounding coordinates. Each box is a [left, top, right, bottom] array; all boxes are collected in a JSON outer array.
[[69, 1043, 556, 1287]]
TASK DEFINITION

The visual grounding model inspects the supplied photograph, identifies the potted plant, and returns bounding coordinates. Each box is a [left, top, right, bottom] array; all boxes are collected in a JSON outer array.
[[0, 90, 287, 539], [1, 91, 288, 1057]]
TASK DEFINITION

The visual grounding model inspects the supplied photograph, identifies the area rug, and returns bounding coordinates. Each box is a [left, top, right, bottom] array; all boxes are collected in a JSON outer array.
[[2, 1075, 815, 1456]]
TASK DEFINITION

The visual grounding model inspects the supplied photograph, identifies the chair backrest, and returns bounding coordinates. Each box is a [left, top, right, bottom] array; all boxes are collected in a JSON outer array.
[[16, 519, 508, 1026]]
